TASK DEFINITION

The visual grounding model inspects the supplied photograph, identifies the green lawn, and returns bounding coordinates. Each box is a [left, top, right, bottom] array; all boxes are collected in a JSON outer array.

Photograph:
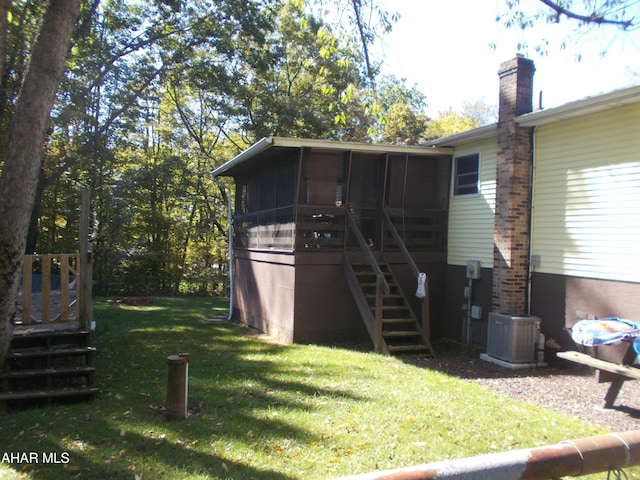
[[0, 297, 624, 479]]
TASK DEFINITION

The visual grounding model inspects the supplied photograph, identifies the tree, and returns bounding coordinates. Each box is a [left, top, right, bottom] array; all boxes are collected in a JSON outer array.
[[498, 0, 639, 56], [381, 103, 428, 145], [307, 0, 399, 85], [13, 0, 400, 298], [425, 99, 497, 140], [237, 1, 371, 141], [0, 0, 81, 365], [376, 74, 429, 144], [502, 0, 638, 30]]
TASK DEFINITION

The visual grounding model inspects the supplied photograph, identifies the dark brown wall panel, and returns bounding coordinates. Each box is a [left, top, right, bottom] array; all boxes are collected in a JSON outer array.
[[443, 265, 494, 348], [531, 272, 640, 350], [233, 251, 295, 343], [293, 253, 369, 345]]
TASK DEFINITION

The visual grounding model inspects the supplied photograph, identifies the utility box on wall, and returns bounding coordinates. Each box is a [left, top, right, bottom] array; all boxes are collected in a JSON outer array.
[[466, 260, 482, 279], [486, 312, 540, 363]]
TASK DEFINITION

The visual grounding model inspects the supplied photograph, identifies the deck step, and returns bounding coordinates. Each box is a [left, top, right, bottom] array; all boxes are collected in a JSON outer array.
[[12, 328, 91, 339], [0, 386, 98, 402], [7, 346, 96, 360], [345, 254, 434, 357], [383, 331, 422, 338], [0, 366, 95, 380], [382, 318, 416, 324], [387, 344, 433, 354], [2, 328, 98, 410]]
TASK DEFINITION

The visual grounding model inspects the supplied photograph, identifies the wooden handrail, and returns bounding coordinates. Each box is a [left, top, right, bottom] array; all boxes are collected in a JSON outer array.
[[344, 209, 390, 295], [382, 208, 420, 279], [381, 208, 431, 346], [374, 274, 384, 353]]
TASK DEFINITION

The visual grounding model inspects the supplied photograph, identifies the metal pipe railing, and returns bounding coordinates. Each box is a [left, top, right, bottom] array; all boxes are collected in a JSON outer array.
[[333, 430, 640, 480]]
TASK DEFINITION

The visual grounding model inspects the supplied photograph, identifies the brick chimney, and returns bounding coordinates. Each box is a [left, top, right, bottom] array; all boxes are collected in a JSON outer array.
[[492, 55, 535, 313]]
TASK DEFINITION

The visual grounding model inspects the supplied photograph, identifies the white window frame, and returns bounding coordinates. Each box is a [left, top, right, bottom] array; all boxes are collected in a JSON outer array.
[[452, 152, 480, 197]]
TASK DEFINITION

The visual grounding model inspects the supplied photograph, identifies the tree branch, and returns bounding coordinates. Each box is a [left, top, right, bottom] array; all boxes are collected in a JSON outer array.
[[538, 0, 634, 29]]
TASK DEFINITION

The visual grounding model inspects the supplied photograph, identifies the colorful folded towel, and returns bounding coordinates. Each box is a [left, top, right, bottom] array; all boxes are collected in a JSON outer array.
[[571, 318, 640, 347]]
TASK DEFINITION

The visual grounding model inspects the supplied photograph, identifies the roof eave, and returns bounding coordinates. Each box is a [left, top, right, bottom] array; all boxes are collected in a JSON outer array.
[[211, 137, 274, 178], [516, 84, 640, 127], [422, 124, 498, 148], [211, 136, 453, 178]]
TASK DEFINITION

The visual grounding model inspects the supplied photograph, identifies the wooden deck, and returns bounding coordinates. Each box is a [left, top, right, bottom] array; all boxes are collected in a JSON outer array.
[[2, 247, 96, 410]]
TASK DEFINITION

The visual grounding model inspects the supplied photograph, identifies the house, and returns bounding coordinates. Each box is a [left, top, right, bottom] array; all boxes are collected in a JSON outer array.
[[427, 55, 640, 352], [213, 55, 640, 356]]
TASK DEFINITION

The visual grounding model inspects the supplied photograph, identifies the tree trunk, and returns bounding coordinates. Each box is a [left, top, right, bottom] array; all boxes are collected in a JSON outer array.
[[0, 0, 81, 364], [0, 0, 10, 159]]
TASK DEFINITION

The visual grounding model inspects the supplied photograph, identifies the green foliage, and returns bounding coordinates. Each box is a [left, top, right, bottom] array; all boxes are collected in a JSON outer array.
[[235, 1, 371, 140], [496, 0, 638, 56], [0, 297, 612, 479], [381, 103, 428, 145], [372, 75, 431, 144], [425, 100, 497, 140], [4, 0, 431, 295], [425, 109, 478, 140]]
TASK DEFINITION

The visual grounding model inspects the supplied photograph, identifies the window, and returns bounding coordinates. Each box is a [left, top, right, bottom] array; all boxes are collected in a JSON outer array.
[[453, 153, 479, 196]]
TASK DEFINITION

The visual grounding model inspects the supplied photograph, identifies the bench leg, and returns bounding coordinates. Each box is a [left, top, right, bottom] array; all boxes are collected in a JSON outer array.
[[603, 377, 625, 409]]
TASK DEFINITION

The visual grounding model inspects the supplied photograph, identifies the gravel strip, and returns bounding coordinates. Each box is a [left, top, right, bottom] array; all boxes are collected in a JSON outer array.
[[414, 340, 640, 433]]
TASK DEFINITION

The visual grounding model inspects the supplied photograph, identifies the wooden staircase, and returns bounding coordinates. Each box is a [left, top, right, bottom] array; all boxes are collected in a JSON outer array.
[[0, 328, 98, 410], [345, 258, 434, 357]]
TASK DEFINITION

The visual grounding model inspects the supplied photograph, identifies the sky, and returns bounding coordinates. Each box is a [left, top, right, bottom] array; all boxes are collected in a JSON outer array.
[[373, 0, 640, 117]]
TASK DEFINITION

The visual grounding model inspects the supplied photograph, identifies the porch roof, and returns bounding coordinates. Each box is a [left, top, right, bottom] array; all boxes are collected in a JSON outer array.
[[211, 136, 453, 177]]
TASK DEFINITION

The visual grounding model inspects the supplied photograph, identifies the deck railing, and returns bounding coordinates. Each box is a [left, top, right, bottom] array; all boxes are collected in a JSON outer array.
[[18, 254, 82, 326], [382, 207, 447, 252]]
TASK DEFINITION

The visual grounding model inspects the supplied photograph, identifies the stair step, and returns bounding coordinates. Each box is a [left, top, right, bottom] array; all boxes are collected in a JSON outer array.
[[387, 344, 434, 355], [0, 386, 98, 402], [383, 331, 422, 338], [7, 346, 96, 360], [382, 318, 416, 324], [0, 366, 95, 380], [369, 306, 412, 314], [13, 329, 91, 339], [347, 255, 434, 358], [365, 294, 404, 299], [359, 281, 398, 288], [11, 330, 91, 352]]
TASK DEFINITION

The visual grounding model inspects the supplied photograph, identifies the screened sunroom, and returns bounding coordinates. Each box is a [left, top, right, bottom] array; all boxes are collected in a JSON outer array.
[[212, 137, 452, 353]]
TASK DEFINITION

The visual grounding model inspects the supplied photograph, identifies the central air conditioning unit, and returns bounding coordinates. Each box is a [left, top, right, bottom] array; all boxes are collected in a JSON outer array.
[[486, 312, 540, 363]]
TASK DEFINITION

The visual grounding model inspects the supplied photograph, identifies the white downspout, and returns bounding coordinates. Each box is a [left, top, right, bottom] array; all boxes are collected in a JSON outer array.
[[527, 126, 538, 316], [214, 179, 234, 321], [225, 185, 234, 321]]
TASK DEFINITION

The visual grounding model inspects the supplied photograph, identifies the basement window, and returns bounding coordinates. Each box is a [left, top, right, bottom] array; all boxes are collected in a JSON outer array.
[[453, 153, 479, 196]]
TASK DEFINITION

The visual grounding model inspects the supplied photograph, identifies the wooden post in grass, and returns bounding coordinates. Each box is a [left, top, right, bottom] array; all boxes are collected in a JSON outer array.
[[78, 189, 92, 330]]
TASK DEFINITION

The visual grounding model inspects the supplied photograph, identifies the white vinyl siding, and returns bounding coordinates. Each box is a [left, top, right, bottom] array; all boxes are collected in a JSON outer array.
[[531, 103, 640, 283], [447, 139, 497, 267]]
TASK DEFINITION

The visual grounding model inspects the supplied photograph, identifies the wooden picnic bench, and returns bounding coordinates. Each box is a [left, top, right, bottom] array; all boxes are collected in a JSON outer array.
[[557, 350, 640, 409]]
